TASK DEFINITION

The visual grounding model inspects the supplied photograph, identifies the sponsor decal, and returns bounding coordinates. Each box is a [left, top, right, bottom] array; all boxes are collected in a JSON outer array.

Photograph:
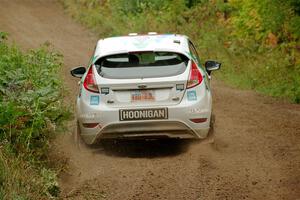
[[185, 51, 197, 62], [190, 108, 202, 114], [119, 108, 168, 121], [187, 90, 197, 101], [176, 84, 185, 91], [154, 34, 170, 43], [133, 36, 151, 48], [88, 55, 98, 66], [90, 95, 100, 105], [79, 113, 96, 119]]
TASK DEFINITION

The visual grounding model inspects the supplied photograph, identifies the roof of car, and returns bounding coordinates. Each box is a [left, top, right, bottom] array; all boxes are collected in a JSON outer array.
[[94, 33, 191, 60]]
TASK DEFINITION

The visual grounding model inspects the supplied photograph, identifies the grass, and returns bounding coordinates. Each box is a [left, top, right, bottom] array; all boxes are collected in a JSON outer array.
[[61, 0, 300, 103], [0, 32, 70, 199]]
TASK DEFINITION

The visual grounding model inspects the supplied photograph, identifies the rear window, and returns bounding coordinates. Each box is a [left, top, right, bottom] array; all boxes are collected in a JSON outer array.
[[95, 52, 188, 79]]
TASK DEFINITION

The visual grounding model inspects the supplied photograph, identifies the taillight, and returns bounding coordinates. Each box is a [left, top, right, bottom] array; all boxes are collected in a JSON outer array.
[[82, 123, 100, 128], [189, 118, 207, 123], [83, 65, 99, 93], [187, 61, 203, 89]]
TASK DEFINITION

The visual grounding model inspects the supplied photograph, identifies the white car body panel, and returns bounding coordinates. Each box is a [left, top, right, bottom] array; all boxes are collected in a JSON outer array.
[[94, 34, 190, 59], [75, 34, 214, 144]]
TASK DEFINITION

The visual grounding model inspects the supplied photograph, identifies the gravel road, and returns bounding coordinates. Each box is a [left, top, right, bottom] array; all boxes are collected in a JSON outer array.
[[0, 1, 300, 199]]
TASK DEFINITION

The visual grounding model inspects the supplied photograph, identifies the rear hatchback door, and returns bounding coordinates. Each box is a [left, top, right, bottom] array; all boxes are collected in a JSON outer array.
[[94, 51, 190, 108]]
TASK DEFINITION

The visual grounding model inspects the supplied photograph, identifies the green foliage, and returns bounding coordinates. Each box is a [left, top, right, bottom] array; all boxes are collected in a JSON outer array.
[[229, 0, 300, 42], [0, 149, 60, 199], [0, 33, 69, 199], [0, 37, 68, 154], [61, 0, 300, 103]]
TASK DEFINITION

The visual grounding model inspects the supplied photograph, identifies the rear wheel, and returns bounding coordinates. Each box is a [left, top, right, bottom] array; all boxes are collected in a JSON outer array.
[[73, 121, 84, 149], [203, 114, 215, 144]]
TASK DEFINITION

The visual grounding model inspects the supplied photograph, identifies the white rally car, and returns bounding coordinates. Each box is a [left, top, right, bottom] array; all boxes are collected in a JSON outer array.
[[71, 33, 220, 144]]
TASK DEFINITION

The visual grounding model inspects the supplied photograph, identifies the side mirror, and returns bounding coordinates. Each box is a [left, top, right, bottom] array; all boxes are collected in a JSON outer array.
[[70, 66, 86, 78], [205, 61, 221, 75]]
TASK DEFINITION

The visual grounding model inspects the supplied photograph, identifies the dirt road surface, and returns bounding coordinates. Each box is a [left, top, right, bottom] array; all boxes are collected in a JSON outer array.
[[1, 1, 300, 199]]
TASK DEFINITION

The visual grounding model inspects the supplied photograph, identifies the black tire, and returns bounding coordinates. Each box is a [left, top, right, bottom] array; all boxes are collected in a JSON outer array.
[[73, 121, 84, 150], [204, 114, 215, 144]]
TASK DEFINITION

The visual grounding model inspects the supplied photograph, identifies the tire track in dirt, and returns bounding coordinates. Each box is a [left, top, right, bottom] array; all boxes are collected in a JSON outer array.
[[1, 1, 300, 199]]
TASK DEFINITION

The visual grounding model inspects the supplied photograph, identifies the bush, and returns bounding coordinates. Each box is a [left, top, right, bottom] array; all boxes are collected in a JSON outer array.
[[229, 0, 300, 43], [0, 33, 69, 199]]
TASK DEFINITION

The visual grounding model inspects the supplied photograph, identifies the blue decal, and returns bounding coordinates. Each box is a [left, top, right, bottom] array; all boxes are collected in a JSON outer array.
[[187, 91, 197, 101], [90, 96, 100, 105]]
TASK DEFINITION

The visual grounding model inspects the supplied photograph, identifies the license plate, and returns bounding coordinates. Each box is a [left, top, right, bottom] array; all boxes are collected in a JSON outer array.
[[119, 108, 168, 121], [131, 90, 155, 102]]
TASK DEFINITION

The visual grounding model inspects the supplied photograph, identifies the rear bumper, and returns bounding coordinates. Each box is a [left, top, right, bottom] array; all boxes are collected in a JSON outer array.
[[80, 120, 209, 144], [77, 85, 212, 144]]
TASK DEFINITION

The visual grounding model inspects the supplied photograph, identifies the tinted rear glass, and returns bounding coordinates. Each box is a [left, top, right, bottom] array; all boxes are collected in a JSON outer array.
[[95, 52, 188, 79]]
